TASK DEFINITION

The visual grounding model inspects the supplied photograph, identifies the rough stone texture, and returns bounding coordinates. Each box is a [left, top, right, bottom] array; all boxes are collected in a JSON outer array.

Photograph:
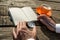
[[0, 0, 60, 40], [0, 5, 8, 16]]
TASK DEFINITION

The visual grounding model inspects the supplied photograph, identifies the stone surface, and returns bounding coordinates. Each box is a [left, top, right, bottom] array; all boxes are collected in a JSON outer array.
[[0, 0, 60, 40]]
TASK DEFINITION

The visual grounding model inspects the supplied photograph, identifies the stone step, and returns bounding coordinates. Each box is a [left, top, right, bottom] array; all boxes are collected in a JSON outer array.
[[0, 5, 8, 16], [0, 16, 13, 25]]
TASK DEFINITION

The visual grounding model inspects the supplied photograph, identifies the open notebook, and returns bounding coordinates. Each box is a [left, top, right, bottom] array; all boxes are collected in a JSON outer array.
[[9, 7, 37, 25]]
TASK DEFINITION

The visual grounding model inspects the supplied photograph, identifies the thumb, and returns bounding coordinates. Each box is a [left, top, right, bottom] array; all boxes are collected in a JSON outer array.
[[32, 26, 36, 36]]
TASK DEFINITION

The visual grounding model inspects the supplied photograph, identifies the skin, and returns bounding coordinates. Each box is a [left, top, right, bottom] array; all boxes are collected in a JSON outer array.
[[13, 22, 36, 40], [38, 14, 56, 31], [13, 14, 56, 40]]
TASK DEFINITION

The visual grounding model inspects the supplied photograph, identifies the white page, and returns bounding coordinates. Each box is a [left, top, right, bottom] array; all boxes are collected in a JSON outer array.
[[9, 8, 28, 25], [22, 7, 37, 21], [9, 7, 37, 25]]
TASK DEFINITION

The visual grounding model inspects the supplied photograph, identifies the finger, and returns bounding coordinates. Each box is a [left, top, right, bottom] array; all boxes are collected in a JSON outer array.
[[13, 28, 17, 39], [37, 15, 43, 20], [17, 22, 20, 30], [22, 21, 29, 31], [40, 14, 46, 16], [32, 26, 36, 36], [20, 22, 23, 29], [32, 26, 36, 33], [17, 22, 20, 34], [22, 21, 27, 28], [37, 15, 40, 19]]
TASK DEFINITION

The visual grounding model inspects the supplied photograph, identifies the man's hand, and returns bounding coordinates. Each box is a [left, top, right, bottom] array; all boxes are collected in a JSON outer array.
[[37, 14, 55, 31], [13, 22, 36, 40]]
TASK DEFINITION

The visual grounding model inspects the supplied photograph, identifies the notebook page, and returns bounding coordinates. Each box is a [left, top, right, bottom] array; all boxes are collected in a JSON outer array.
[[21, 7, 37, 21]]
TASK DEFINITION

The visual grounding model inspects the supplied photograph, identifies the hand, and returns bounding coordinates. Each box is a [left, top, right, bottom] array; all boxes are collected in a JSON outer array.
[[13, 22, 36, 40], [37, 14, 55, 31]]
